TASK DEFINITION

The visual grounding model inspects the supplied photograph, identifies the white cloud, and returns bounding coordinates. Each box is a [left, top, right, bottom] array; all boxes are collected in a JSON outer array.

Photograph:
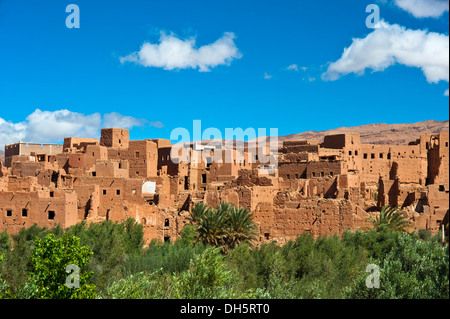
[[445, 89, 449, 96], [0, 118, 27, 149], [394, 0, 449, 18], [0, 109, 146, 148], [322, 20, 449, 84], [303, 77, 316, 82], [103, 112, 143, 129], [286, 64, 308, 72], [25, 109, 102, 142], [263, 72, 272, 79], [120, 31, 242, 72], [149, 121, 164, 128]]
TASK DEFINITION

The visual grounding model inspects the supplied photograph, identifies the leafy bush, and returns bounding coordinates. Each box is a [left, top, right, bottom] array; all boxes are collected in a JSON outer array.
[[65, 219, 144, 290], [100, 270, 173, 299], [0, 224, 62, 294], [0, 218, 448, 299], [346, 232, 449, 299], [26, 233, 97, 299]]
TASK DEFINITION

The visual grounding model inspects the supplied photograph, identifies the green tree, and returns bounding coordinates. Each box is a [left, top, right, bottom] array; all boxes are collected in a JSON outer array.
[[0, 254, 12, 299], [100, 270, 173, 299], [27, 233, 97, 299], [65, 220, 128, 290], [0, 231, 11, 255], [0, 224, 58, 294], [346, 232, 449, 299], [189, 202, 257, 253], [368, 205, 412, 232], [225, 206, 258, 252], [172, 246, 248, 298], [121, 218, 145, 254]]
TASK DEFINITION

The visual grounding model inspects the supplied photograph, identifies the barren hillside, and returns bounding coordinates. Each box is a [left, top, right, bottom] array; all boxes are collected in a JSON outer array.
[[275, 120, 449, 145]]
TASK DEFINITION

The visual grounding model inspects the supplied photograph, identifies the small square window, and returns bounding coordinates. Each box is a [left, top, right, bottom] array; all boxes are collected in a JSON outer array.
[[320, 172, 324, 177], [379, 153, 383, 159], [6, 210, 12, 217], [103, 190, 107, 195], [371, 154, 375, 159], [50, 191, 54, 197], [116, 189, 121, 195], [48, 211, 55, 220], [22, 209, 28, 217], [135, 152, 140, 157], [363, 153, 368, 159]]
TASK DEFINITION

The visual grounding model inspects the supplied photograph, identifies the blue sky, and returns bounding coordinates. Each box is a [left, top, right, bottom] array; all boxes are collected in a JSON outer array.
[[0, 0, 448, 145]]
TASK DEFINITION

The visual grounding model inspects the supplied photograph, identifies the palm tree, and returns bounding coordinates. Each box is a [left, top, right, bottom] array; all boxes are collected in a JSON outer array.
[[189, 202, 226, 247], [188, 202, 209, 224], [368, 205, 412, 232], [189, 202, 258, 252], [224, 206, 257, 252]]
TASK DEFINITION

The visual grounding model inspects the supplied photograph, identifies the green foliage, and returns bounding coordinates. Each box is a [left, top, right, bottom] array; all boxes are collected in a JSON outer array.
[[178, 224, 199, 247], [27, 233, 97, 299], [0, 254, 11, 299], [368, 205, 412, 232], [190, 202, 257, 253], [0, 231, 11, 255], [172, 246, 252, 299], [65, 219, 144, 290], [100, 271, 173, 299], [0, 217, 448, 299], [417, 228, 432, 241], [0, 224, 61, 294], [346, 232, 449, 299], [121, 218, 145, 254], [122, 237, 206, 277]]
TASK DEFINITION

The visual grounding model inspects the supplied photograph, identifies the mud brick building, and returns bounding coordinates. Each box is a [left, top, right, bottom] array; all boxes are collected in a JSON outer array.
[[1, 128, 448, 244]]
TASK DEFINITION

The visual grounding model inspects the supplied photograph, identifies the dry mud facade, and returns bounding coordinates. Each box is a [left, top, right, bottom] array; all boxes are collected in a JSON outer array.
[[1, 128, 448, 244]]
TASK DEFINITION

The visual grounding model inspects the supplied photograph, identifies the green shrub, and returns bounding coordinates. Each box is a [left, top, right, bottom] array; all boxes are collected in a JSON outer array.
[[26, 233, 97, 299], [346, 232, 449, 299]]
